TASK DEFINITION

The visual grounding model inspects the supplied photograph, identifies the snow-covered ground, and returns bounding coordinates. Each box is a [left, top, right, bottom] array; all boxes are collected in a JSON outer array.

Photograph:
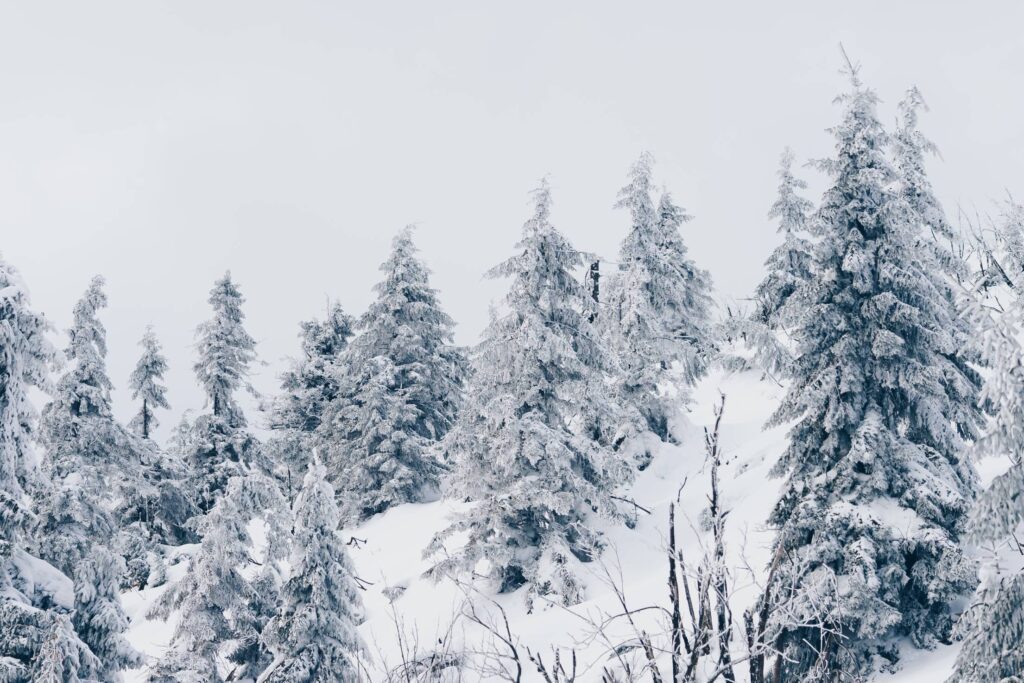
[[122, 367, 964, 681]]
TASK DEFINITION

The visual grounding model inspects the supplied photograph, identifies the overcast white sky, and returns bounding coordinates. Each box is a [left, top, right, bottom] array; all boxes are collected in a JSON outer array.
[[2, 1, 1022, 439]]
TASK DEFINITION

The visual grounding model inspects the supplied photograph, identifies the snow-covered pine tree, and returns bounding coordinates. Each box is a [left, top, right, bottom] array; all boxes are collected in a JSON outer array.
[[267, 302, 353, 500], [893, 86, 967, 283], [0, 259, 51, 569], [948, 296, 1024, 681], [122, 324, 190, 585], [128, 325, 170, 440], [72, 545, 139, 678], [193, 270, 256, 428], [892, 85, 982, 386], [260, 457, 365, 682], [188, 272, 264, 513], [0, 255, 97, 682], [762, 62, 982, 680], [194, 272, 257, 428], [151, 471, 287, 682], [317, 227, 464, 521], [428, 181, 632, 609], [722, 148, 814, 379], [37, 276, 142, 680], [273, 302, 353, 436], [0, 257, 51, 532], [605, 153, 714, 439], [753, 148, 814, 328], [32, 613, 101, 683]]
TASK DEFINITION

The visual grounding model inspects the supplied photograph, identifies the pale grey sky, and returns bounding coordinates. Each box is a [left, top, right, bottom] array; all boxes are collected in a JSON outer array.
[[2, 1, 1022, 439]]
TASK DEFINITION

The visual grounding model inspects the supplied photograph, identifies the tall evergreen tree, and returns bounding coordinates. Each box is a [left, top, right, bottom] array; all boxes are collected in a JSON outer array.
[[268, 303, 353, 499], [728, 148, 815, 378], [32, 613, 101, 683], [260, 458, 365, 682], [762, 64, 982, 680], [151, 472, 287, 682], [272, 302, 354, 436], [893, 86, 966, 282], [37, 276, 142, 680], [605, 153, 715, 438], [121, 328, 192, 585], [317, 227, 464, 521], [194, 272, 256, 428], [128, 326, 170, 440], [188, 272, 263, 513], [893, 85, 982, 381], [0, 255, 96, 682], [753, 147, 814, 328], [428, 182, 632, 608], [949, 297, 1024, 681]]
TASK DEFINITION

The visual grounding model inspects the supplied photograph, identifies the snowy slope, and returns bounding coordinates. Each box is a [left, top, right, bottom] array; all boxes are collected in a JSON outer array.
[[122, 367, 963, 682]]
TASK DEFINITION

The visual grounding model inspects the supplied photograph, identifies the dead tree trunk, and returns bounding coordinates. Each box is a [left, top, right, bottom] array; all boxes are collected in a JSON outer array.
[[707, 395, 736, 683]]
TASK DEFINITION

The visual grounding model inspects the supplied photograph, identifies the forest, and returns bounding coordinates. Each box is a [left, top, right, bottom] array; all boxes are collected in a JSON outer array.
[[1, 56, 1022, 683]]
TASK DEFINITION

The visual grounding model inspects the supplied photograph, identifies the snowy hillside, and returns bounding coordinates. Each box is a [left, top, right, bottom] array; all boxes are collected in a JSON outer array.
[[121, 367, 966, 682], [4, 6, 1019, 679]]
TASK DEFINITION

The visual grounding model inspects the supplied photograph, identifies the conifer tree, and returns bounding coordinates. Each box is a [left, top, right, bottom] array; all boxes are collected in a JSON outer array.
[[268, 303, 353, 499], [753, 148, 814, 328], [893, 86, 965, 281], [0, 255, 95, 682], [273, 303, 353, 436], [762, 63, 982, 680], [605, 153, 714, 438], [949, 297, 1024, 681], [128, 326, 170, 440], [32, 613, 101, 683], [428, 182, 632, 608], [194, 272, 257, 428], [123, 331, 190, 587], [37, 276, 142, 680], [261, 458, 365, 682], [151, 472, 287, 682], [123, 327, 194, 582], [317, 227, 464, 521], [188, 272, 263, 513], [725, 148, 814, 378]]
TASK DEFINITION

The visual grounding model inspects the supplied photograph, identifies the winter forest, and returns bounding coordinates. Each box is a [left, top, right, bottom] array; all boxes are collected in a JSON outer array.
[[3, 6, 1024, 683]]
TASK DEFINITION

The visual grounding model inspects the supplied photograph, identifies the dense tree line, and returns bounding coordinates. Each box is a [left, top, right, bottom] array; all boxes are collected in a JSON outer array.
[[0, 56, 1020, 682]]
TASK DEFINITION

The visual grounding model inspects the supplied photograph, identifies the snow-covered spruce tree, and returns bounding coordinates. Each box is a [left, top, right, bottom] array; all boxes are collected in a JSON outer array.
[[151, 471, 287, 682], [260, 458, 365, 682], [428, 181, 633, 609], [128, 325, 170, 440], [723, 148, 815, 379], [273, 302, 354, 436], [122, 324, 191, 585], [37, 276, 142, 680], [948, 297, 1024, 682], [267, 302, 353, 500], [188, 272, 264, 513], [753, 148, 814, 328], [32, 612, 101, 683], [892, 85, 983, 385], [893, 86, 967, 284], [0, 255, 97, 682], [194, 272, 257, 427], [605, 152, 714, 439], [762, 64, 982, 680], [317, 227, 465, 521]]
